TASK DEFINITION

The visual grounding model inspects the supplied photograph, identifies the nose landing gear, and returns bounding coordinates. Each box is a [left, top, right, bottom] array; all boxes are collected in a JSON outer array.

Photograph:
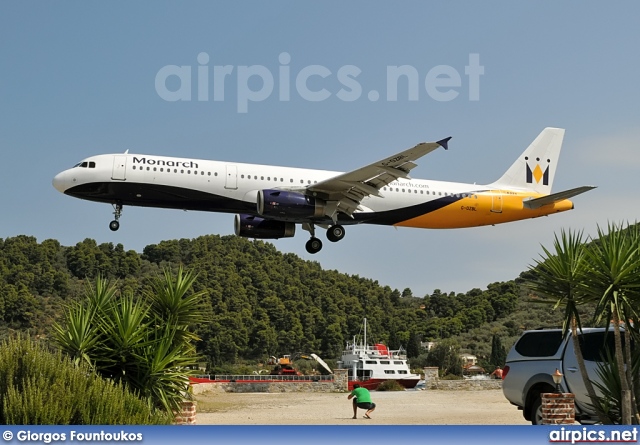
[[109, 203, 123, 231]]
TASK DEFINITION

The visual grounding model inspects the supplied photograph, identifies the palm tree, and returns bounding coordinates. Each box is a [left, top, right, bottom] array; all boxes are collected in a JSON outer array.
[[54, 267, 206, 415], [54, 276, 117, 368], [582, 222, 640, 424], [146, 266, 207, 347], [525, 228, 609, 423]]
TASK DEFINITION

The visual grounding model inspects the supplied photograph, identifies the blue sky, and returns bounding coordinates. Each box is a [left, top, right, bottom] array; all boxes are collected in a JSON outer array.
[[2, 2, 639, 297]]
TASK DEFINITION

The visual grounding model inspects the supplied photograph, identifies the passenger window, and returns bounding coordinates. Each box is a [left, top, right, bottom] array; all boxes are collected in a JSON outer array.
[[579, 332, 631, 362], [515, 331, 564, 357]]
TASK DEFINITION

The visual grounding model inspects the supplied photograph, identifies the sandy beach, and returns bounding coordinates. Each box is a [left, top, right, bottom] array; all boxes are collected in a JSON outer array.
[[195, 389, 529, 425]]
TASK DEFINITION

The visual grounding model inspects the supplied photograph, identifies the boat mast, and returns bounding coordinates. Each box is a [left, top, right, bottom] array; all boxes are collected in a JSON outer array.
[[364, 317, 367, 350]]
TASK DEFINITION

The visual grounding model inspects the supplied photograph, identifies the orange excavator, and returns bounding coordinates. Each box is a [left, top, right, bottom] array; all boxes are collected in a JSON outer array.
[[266, 353, 332, 376], [267, 355, 303, 376]]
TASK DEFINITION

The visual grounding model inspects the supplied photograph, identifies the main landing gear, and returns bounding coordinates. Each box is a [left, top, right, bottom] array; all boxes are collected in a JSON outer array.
[[109, 203, 123, 231], [302, 223, 346, 254]]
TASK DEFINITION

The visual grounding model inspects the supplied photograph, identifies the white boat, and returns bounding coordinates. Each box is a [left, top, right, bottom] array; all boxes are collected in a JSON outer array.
[[337, 319, 421, 390]]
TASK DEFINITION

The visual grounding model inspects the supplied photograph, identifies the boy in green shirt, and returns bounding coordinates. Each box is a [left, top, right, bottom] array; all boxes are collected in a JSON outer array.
[[348, 384, 376, 419]]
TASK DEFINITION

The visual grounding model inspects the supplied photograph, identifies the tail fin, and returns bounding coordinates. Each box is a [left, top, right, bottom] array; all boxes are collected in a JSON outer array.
[[490, 127, 565, 194]]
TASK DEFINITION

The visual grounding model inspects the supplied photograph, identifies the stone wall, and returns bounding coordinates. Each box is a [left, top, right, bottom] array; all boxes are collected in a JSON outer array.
[[191, 367, 502, 394], [192, 381, 343, 394], [422, 367, 502, 390], [192, 369, 349, 395], [426, 379, 502, 390]]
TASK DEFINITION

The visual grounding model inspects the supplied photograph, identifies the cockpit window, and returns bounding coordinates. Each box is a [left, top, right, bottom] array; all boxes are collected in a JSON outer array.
[[73, 161, 96, 168]]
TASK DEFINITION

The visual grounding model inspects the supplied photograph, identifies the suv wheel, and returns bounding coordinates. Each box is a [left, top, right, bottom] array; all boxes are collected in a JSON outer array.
[[530, 396, 543, 425]]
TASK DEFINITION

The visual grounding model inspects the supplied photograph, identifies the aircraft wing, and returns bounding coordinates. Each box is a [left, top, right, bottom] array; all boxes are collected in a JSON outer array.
[[522, 185, 596, 209], [307, 137, 451, 220]]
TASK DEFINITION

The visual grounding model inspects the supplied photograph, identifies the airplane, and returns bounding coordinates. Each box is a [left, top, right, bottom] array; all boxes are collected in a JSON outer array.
[[52, 127, 595, 254]]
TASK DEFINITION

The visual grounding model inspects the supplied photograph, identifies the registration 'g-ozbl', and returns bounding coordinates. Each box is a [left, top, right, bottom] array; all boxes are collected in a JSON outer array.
[[52, 128, 595, 254]]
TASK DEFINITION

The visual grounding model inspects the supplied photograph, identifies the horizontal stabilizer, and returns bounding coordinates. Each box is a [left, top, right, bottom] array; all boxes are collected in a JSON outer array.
[[523, 186, 597, 209]]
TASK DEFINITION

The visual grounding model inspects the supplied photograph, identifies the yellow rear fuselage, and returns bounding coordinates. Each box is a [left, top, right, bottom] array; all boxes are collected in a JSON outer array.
[[396, 191, 574, 229]]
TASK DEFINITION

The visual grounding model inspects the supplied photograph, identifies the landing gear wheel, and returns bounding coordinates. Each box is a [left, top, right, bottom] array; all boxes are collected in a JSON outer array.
[[326, 225, 345, 242], [305, 237, 323, 254], [110, 203, 123, 232]]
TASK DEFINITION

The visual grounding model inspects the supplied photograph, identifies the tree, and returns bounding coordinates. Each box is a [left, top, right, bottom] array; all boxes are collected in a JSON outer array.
[[54, 267, 205, 414], [425, 338, 463, 377], [582, 223, 640, 424], [525, 228, 608, 423], [489, 334, 506, 367]]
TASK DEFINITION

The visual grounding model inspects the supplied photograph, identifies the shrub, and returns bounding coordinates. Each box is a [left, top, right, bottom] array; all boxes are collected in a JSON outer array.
[[54, 268, 205, 414], [376, 380, 405, 391], [0, 334, 171, 425], [440, 373, 464, 380]]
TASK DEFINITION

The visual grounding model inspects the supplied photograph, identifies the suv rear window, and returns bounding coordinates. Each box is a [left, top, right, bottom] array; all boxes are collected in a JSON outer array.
[[579, 331, 631, 362], [515, 331, 564, 357]]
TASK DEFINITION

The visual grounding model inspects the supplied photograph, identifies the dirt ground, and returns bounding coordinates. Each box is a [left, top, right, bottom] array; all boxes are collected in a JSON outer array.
[[195, 389, 530, 425]]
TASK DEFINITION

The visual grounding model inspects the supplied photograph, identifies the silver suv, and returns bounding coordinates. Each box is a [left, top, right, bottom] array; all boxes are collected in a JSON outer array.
[[502, 327, 619, 425]]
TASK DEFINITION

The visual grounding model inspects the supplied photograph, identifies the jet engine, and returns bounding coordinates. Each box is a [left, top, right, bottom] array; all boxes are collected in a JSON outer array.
[[257, 189, 325, 219], [234, 214, 295, 239]]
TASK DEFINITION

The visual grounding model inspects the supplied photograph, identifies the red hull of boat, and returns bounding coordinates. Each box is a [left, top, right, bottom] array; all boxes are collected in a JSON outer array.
[[347, 378, 420, 391]]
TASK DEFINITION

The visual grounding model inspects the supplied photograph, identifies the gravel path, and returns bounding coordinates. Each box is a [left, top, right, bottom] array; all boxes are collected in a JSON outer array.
[[195, 389, 529, 425]]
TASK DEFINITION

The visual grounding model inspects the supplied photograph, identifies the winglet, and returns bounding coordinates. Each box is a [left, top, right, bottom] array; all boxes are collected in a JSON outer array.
[[437, 137, 452, 150]]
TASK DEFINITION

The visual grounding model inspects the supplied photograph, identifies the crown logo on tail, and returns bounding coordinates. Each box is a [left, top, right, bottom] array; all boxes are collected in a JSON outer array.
[[526, 160, 550, 185]]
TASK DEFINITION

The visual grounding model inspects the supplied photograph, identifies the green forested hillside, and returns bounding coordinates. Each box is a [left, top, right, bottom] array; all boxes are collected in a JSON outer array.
[[0, 234, 562, 369]]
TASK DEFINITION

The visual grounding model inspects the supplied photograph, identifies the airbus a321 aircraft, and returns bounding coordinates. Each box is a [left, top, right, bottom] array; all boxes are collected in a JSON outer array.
[[52, 127, 595, 254]]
